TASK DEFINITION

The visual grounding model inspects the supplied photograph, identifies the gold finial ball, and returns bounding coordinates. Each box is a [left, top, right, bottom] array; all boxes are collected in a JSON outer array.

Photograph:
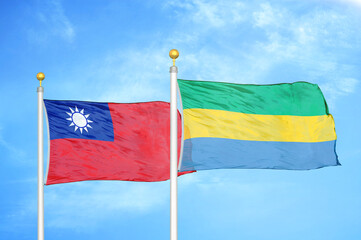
[[169, 49, 179, 60], [36, 72, 45, 81]]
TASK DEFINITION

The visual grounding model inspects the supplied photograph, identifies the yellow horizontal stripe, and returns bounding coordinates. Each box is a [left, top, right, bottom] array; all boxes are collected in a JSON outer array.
[[183, 109, 336, 142]]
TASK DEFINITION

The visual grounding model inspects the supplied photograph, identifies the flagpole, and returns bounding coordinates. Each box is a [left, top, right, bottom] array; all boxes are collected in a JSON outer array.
[[169, 49, 179, 240], [37, 72, 45, 240]]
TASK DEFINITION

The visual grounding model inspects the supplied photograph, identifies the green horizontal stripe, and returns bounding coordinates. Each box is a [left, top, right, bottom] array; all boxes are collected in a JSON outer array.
[[178, 79, 329, 116]]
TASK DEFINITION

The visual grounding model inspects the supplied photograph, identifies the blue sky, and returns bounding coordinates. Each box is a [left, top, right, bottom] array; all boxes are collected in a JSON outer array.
[[1, 0, 361, 239]]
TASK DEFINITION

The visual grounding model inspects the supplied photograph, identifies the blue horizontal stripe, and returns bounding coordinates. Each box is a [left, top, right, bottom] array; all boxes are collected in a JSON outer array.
[[180, 138, 339, 171]]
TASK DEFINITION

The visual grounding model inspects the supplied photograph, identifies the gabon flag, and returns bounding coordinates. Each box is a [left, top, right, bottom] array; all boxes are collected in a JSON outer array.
[[178, 79, 339, 172], [44, 99, 190, 185]]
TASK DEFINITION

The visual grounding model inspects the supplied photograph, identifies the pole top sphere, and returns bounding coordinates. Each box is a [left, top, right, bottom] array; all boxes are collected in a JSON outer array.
[[37, 72, 45, 81], [169, 49, 179, 60]]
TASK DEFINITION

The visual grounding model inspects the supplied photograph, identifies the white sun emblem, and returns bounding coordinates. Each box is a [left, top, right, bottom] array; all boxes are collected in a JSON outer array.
[[66, 106, 93, 134]]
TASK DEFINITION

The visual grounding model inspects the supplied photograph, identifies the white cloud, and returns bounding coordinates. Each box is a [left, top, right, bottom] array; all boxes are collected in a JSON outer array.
[[253, 2, 284, 28], [0, 127, 26, 161], [248, 3, 361, 106], [333, 0, 361, 7], [5, 1, 361, 236], [165, 0, 246, 28], [3, 179, 170, 231], [48, 0, 360, 118], [178, 170, 296, 224], [44, 181, 169, 229], [89, 48, 172, 103], [319, 77, 359, 106], [89, 1, 360, 107], [29, 0, 75, 43], [338, 78, 359, 93]]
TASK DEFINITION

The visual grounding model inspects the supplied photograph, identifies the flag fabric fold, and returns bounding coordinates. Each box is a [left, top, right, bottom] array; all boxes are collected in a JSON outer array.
[[177, 79, 339, 172], [44, 100, 189, 185]]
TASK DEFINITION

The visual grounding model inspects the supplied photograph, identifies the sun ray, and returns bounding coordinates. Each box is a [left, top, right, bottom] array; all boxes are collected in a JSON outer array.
[[66, 117, 72, 121], [87, 124, 92, 128], [80, 109, 84, 114], [80, 128, 83, 133], [85, 114, 89, 118], [74, 126, 78, 132], [88, 120, 93, 123], [84, 127, 88, 132], [69, 122, 74, 126], [66, 112, 72, 117], [69, 107, 74, 113], [75, 106, 79, 112]]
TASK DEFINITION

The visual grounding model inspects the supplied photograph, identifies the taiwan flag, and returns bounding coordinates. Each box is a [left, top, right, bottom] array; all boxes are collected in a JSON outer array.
[[44, 100, 189, 185]]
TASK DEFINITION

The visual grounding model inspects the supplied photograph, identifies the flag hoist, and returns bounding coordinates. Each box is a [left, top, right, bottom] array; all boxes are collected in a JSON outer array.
[[169, 49, 179, 240], [37, 72, 45, 240]]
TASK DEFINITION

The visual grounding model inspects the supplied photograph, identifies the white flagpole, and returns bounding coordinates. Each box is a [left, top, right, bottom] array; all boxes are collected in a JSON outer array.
[[37, 72, 45, 240], [169, 49, 179, 240]]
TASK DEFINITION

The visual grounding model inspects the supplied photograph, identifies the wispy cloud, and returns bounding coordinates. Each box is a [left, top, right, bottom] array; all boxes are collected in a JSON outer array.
[[165, 0, 246, 28], [332, 0, 361, 8], [61, 0, 359, 107], [319, 77, 359, 106], [0, 127, 26, 161], [163, 0, 360, 91], [94, 48, 172, 103], [28, 0, 75, 43], [178, 170, 296, 223], [5, 181, 169, 231], [44, 181, 168, 229], [248, 2, 360, 103], [253, 2, 285, 28]]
